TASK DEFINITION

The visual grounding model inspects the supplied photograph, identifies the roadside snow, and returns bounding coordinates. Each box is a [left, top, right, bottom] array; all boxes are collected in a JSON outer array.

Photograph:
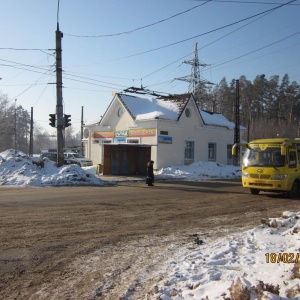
[[149, 211, 300, 300], [0, 149, 299, 299]]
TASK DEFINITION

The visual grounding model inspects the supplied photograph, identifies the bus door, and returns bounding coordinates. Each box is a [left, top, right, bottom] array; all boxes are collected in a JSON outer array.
[[288, 150, 297, 168]]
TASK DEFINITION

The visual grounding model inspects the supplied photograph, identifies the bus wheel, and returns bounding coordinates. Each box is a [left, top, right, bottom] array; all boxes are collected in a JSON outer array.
[[250, 188, 260, 195], [288, 181, 299, 198]]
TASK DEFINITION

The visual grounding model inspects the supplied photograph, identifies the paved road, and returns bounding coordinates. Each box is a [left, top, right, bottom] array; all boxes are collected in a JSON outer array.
[[0, 180, 299, 299]]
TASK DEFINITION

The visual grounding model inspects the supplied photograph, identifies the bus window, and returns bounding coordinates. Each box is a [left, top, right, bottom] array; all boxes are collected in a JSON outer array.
[[273, 151, 285, 165], [289, 151, 297, 168], [258, 151, 270, 165]]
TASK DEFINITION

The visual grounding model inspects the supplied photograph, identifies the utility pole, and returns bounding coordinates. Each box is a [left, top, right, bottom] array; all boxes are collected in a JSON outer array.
[[81, 106, 84, 155], [29, 107, 33, 156], [55, 22, 65, 166], [14, 99, 17, 154], [233, 80, 240, 166]]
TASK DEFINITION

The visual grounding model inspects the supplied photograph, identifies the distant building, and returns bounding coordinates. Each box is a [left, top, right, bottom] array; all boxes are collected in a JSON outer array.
[[83, 93, 245, 175]]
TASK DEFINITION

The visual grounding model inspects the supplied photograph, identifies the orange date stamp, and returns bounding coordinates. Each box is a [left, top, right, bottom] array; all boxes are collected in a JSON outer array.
[[265, 252, 299, 263]]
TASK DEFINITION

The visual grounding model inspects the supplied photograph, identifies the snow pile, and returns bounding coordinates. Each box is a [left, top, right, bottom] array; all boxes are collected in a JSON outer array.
[[149, 211, 300, 300], [157, 161, 241, 180], [0, 149, 104, 186], [0, 149, 242, 187]]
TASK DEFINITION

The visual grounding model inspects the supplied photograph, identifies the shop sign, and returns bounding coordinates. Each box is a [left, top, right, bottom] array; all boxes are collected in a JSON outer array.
[[158, 136, 172, 144], [93, 131, 114, 138], [114, 138, 126, 143], [129, 128, 156, 137], [115, 130, 128, 138]]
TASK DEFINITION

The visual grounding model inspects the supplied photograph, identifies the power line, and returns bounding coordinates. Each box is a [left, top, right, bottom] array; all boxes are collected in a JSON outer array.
[[63, 75, 128, 90], [97, 0, 296, 62], [64, 1, 299, 39], [210, 31, 300, 69], [140, 4, 270, 83], [65, 0, 213, 38], [194, 0, 299, 5], [12, 65, 55, 99], [63, 72, 129, 88]]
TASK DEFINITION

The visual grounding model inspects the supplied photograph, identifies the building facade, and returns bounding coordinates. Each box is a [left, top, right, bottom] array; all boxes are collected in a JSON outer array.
[[83, 93, 244, 175]]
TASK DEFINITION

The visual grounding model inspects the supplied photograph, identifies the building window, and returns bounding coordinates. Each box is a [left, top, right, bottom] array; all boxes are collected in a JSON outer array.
[[160, 130, 168, 135], [227, 144, 233, 159], [208, 143, 216, 161], [185, 108, 191, 118], [227, 144, 233, 165], [185, 141, 194, 160]]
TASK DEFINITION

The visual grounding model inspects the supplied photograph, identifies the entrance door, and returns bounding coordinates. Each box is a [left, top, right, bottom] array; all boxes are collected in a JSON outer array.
[[111, 146, 120, 175], [137, 147, 151, 175], [121, 146, 130, 175]]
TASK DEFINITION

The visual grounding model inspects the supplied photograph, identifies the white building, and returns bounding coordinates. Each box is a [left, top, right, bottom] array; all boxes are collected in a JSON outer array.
[[83, 93, 244, 176]]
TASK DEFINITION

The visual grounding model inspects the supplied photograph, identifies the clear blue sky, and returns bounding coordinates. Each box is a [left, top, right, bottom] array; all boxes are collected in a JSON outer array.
[[0, 0, 299, 133]]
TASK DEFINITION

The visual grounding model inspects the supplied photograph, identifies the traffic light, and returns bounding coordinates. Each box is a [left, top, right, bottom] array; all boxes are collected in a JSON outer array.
[[49, 114, 56, 127], [64, 114, 71, 128]]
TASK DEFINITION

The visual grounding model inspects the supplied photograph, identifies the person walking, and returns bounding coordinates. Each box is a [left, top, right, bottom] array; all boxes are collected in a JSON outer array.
[[146, 160, 154, 186]]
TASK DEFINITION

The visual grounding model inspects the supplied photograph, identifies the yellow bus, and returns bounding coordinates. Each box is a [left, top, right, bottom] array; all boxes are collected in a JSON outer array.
[[232, 138, 300, 198]]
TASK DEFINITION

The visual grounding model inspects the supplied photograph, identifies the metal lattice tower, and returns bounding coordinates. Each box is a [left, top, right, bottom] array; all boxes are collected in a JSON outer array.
[[175, 43, 210, 95]]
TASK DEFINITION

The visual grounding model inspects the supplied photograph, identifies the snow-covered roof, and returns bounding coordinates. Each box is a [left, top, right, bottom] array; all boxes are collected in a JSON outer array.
[[200, 110, 236, 129], [85, 93, 239, 129], [118, 94, 180, 121], [84, 118, 101, 126], [119, 93, 236, 129]]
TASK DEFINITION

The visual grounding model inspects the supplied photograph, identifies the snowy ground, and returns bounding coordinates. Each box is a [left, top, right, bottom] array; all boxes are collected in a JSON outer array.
[[0, 149, 299, 299]]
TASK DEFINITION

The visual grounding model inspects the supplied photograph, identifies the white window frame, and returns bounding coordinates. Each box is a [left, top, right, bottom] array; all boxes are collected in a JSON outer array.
[[184, 141, 194, 160], [208, 142, 217, 161]]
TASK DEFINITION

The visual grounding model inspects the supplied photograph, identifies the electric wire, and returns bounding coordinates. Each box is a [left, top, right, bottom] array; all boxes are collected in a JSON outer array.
[[193, 0, 299, 5], [12, 64, 55, 99], [32, 73, 56, 108], [63, 72, 128, 88], [0, 58, 55, 73], [210, 31, 300, 70], [92, 0, 296, 62], [140, 1, 296, 86], [140, 5, 271, 83], [62, 75, 128, 90], [65, 0, 213, 38], [65, 0, 299, 38]]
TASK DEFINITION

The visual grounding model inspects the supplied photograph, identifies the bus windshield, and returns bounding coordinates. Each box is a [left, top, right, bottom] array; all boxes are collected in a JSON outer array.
[[243, 147, 285, 167]]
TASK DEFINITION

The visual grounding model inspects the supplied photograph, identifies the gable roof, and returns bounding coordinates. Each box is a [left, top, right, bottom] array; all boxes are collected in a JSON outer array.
[[86, 92, 239, 130], [118, 93, 236, 129]]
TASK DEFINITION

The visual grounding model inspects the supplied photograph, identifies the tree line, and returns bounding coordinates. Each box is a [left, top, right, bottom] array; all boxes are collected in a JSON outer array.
[[0, 93, 81, 154], [196, 73, 300, 140]]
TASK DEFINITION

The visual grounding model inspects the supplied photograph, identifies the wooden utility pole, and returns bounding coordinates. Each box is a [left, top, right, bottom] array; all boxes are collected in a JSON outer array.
[[81, 106, 84, 155], [55, 23, 65, 166], [233, 80, 240, 166], [29, 107, 33, 156], [14, 99, 17, 154]]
